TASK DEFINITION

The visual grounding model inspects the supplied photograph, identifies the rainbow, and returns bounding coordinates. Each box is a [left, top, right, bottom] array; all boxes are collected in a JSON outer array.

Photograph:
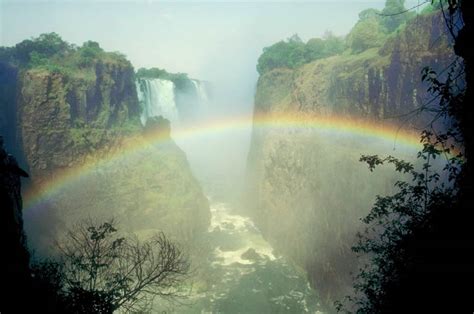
[[23, 112, 422, 211]]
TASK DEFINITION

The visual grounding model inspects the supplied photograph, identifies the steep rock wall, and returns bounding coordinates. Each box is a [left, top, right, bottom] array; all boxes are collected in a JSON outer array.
[[1, 54, 210, 253], [255, 13, 453, 122], [245, 13, 454, 310], [16, 59, 139, 182]]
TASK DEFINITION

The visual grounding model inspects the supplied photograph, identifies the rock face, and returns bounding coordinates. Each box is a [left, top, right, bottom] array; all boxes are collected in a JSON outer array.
[[254, 14, 453, 123], [25, 122, 210, 252], [16, 58, 139, 183], [1, 51, 210, 254], [0, 63, 20, 158], [0, 137, 31, 312], [245, 13, 454, 309]]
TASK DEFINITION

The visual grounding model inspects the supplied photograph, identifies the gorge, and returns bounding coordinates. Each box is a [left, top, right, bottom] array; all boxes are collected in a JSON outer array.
[[0, 1, 461, 313]]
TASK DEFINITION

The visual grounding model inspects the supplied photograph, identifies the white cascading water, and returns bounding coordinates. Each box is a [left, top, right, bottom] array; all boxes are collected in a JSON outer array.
[[192, 79, 209, 106], [136, 78, 179, 126]]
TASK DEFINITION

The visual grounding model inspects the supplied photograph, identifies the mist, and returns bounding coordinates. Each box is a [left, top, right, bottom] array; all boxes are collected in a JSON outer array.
[[1, 0, 404, 196], [0, 0, 456, 313], [1, 1, 427, 193]]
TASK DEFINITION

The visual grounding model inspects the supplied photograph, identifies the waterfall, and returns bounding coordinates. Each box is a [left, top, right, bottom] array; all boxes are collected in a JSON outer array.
[[191, 79, 209, 105], [136, 78, 179, 126], [136, 77, 211, 125]]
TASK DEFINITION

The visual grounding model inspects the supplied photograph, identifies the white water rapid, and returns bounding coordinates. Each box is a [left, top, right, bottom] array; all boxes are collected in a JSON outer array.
[[160, 199, 322, 313]]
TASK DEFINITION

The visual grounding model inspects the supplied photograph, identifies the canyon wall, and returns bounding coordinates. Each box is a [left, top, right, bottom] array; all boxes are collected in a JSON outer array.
[[0, 41, 210, 253], [245, 13, 454, 309]]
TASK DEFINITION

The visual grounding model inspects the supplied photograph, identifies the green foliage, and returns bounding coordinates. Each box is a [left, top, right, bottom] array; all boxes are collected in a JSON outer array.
[[380, 0, 416, 33], [257, 33, 344, 74], [28, 51, 49, 68], [256, 0, 426, 72], [305, 32, 346, 61], [136, 67, 193, 91], [304, 38, 326, 61], [345, 0, 421, 54], [342, 7, 467, 308], [257, 39, 303, 74], [346, 0, 417, 54], [342, 136, 460, 312], [136, 67, 169, 79], [144, 116, 171, 136], [77, 41, 104, 67], [347, 18, 386, 53], [13, 32, 71, 66], [0, 33, 127, 80], [116, 115, 143, 135], [421, 0, 442, 14], [0, 46, 15, 64], [321, 32, 346, 56], [358, 8, 382, 21]]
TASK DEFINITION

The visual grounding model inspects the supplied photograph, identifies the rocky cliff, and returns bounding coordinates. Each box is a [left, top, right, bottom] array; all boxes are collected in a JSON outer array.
[[16, 57, 139, 182], [0, 37, 210, 255], [0, 137, 31, 313], [245, 12, 454, 310], [255, 13, 453, 121]]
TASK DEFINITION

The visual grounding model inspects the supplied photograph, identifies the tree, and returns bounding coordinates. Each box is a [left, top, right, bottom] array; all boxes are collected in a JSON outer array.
[[345, 141, 460, 312], [304, 38, 326, 61], [305, 31, 345, 60], [321, 31, 345, 56], [340, 1, 474, 312], [13, 32, 70, 66], [257, 33, 345, 74], [136, 67, 193, 91], [358, 8, 381, 21], [257, 36, 307, 74], [55, 219, 190, 313], [78, 41, 103, 67], [381, 0, 415, 33], [347, 18, 385, 53]]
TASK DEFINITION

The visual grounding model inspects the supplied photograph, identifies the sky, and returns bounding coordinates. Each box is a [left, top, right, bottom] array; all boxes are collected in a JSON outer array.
[[0, 1, 425, 86]]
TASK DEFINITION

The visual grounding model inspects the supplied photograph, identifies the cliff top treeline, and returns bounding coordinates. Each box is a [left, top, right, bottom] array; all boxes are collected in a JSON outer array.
[[0, 33, 193, 86], [135, 67, 195, 91], [0, 33, 131, 80], [257, 0, 438, 75]]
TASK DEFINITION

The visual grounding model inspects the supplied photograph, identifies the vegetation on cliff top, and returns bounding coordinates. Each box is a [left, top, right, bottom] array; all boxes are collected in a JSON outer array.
[[256, 0, 423, 75], [135, 67, 195, 91], [0, 33, 129, 80], [256, 32, 345, 75]]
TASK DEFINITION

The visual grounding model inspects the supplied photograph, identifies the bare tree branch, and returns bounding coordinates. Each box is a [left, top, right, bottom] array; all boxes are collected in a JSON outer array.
[[54, 219, 190, 312]]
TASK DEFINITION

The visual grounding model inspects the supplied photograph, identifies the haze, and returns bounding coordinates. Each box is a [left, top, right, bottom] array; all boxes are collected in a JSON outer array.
[[1, 1, 425, 109], [1, 1, 447, 312]]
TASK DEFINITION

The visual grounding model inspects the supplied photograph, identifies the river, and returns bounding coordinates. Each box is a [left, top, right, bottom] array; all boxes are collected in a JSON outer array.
[[166, 199, 321, 313]]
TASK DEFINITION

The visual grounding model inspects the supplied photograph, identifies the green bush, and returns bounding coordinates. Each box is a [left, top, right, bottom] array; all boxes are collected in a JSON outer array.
[[28, 51, 48, 68], [257, 34, 305, 74], [12, 32, 71, 66], [305, 32, 345, 61], [257, 33, 344, 75], [1, 33, 127, 80], [380, 0, 416, 33], [77, 41, 104, 67], [347, 18, 386, 53], [136, 67, 193, 91]]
